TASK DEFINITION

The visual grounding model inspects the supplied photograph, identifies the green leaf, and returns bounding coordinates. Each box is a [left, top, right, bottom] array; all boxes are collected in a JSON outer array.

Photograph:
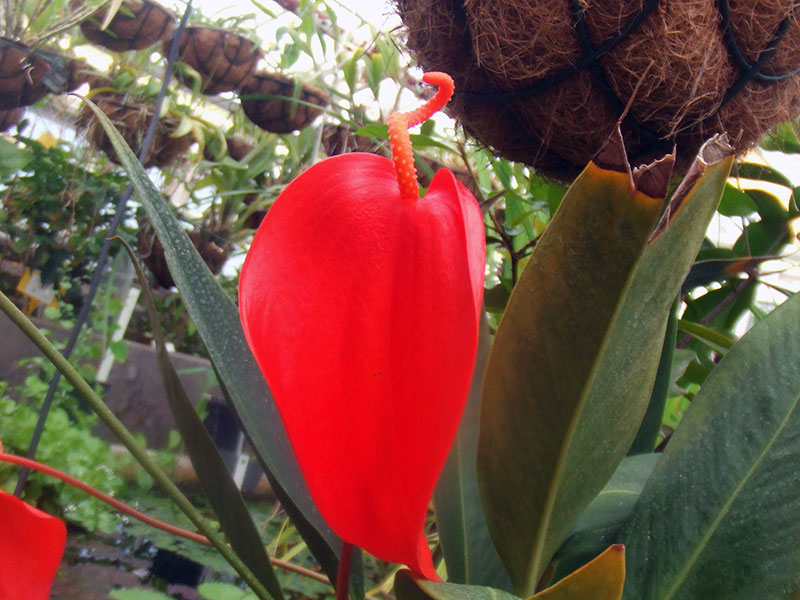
[[676, 319, 734, 354], [0, 137, 33, 178], [745, 188, 791, 222], [409, 133, 458, 153], [343, 51, 359, 94], [717, 184, 756, 217], [478, 132, 733, 596], [394, 570, 521, 600], [433, 314, 511, 589], [554, 454, 659, 577], [761, 122, 800, 153], [99, 0, 125, 30], [108, 338, 128, 362], [733, 162, 794, 190], [533, 545, 625, 600], [477, 129, 674, 595], [629, 301, 677, 455], [79, 97, 341, 583], [733, 220, 787, 256], [119, 240, 283, 600], [199, 582, 258, 600], [109, 590, 173, 600], [620, 290, 800, 599], [353, 124, 388, 141]]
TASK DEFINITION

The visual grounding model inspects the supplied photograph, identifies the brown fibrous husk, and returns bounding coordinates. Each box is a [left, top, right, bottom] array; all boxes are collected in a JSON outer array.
[[239, 72, 329, 133], [0, 38, 52, 110], [77, 93, 193, 168], [138, 225, 230, 289], [321, 123, 381, 155], [395, 0, 800, 180], [78, 0, 175, 52], [202, 136, 254, 162], [167, 27, 263, 94], [0, 107, 24, 131]]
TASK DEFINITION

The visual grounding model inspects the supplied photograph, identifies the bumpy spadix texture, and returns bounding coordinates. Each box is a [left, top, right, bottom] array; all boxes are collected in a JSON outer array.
[[239, 73, 485, 579], [0, 489, 66, 600]]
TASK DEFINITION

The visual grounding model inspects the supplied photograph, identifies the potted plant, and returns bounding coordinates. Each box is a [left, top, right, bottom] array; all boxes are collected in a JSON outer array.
[[76, 0, 176, 52], [137, 222, 231, 289], [0, 38, 52, 110], [166, 19, 263, 95], [239, 71, 328, 133], [0, 0, 104, 111], [0, 107, 25, 132], [76, 70, 196, 168]]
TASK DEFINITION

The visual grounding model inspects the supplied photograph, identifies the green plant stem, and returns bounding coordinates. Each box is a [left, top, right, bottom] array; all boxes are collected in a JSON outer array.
[[0, 290, 273, 600], [0, 452, 331, 585]]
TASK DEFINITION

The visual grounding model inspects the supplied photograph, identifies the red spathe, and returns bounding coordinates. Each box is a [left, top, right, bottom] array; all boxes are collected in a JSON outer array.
[[0, 489, 66, 600], [239, 152, 485, 578]]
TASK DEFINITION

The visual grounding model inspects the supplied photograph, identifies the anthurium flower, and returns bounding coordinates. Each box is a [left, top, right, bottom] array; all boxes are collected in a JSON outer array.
[[0, 489, 66, 600], [239, 72, 485, 579]]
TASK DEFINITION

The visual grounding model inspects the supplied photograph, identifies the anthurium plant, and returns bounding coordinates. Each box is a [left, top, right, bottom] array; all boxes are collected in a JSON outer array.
[[1, 69, 799, 600]]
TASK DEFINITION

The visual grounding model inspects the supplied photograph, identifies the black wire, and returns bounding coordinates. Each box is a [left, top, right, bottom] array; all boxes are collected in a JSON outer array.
[[570, 0, 664, 150], [461, 0, 660, 101], [14, 1, 194, 498], [719, 0, 799, 109], [454, 0, 799, 168]]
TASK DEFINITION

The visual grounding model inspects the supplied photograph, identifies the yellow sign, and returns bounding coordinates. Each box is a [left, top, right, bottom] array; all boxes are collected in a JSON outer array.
[[15, 268, 58, 315]]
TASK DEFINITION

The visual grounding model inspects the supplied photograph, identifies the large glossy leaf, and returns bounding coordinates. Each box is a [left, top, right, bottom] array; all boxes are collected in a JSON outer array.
[[477, 128, 673, 595], [533, 545, 625, 600], [394, 570, 521, 600], [120, 240, 283, 600], [621, 291, 800, 599], [478, 131, 733, 596], [80, 98, 341, 581], [433, 313, 510, 589]]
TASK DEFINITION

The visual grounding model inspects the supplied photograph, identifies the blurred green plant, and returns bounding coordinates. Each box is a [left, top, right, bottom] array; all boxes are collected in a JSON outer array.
[[0, 134, 134, 296]]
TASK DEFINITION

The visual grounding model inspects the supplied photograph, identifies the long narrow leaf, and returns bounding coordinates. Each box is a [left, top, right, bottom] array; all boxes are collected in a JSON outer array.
[[433, 314, 510, 589], [118, 239, 284, 600], [629, 301, 678, 455], [79, 97, 341, 581]]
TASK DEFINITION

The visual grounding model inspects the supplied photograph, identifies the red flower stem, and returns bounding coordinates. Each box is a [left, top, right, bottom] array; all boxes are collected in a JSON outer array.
[[336, 541, 354, 600], [387, 72, 455, 203], [0, 452, 209, 544], [0, 452, 333, 586]]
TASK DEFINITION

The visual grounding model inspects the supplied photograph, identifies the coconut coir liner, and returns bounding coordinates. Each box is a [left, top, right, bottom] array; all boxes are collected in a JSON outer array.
[[396, 0, 800, 180]]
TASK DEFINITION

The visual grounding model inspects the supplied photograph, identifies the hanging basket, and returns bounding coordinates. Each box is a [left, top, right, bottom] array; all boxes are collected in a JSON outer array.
[[202, 136, 253, 162], [239, 72, 329, 133], [167, 27, 262, 94], [77, 94, 193, 168], [0, 38, 52, 110], [396, 0, 800, 179], [0, 107, 24, 132], [137, 225, 230, 289], [77, 0, 175, 52], [61, 58, 93, 93], [321, 123, 381, 156]]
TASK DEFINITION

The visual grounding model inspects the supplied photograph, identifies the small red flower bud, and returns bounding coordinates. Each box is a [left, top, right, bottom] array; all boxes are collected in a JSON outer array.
[[239, 72, 485, 579]]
